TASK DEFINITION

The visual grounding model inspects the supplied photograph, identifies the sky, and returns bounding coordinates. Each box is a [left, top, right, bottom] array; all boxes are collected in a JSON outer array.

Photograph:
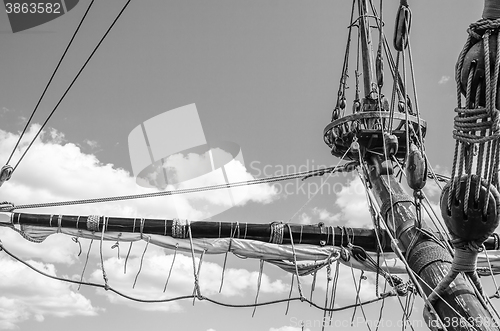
[[0, 1, 496, 330]]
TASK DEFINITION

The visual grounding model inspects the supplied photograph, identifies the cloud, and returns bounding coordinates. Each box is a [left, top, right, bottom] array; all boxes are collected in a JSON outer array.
[[0, 254, 100, 329], [438, 76, 451, 85], [311, 207, 339, 223], [332, 178, 371, 228], [0, 125, 282, 327], [83, 139, 100, 150], [298, 212, 312, 225]]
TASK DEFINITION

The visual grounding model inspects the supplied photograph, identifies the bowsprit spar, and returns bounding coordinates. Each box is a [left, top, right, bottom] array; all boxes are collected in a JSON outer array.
[[2, 1, 500, 330]]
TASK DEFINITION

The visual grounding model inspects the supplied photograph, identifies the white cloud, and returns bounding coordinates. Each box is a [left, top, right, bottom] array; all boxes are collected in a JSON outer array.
[[312, 207, 339, 223], [438, 76, 451, 85], [0, 254, 99, 329], [332, 178, 371, 228], [0, 125, 282, 327], [84, 139, 100, 151], [298, 212, 312, 225]]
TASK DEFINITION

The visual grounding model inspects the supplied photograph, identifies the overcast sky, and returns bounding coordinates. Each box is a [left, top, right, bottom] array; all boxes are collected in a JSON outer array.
[[0, 1, 495, 331]]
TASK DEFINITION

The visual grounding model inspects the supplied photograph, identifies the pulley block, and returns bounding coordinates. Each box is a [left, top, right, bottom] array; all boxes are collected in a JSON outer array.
[[383, 132, 399, 157], [405, 143, 427, 190], [440, 175, 500, 242], [460, 32, 500, 108]]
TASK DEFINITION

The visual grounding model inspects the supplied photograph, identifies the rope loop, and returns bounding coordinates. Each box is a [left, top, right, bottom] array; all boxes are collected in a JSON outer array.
[[468, 19, 500, 40], [0, 201, 15, 212]]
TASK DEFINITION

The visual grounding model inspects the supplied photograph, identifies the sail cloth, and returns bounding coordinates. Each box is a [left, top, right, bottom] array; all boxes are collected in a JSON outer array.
[[9, 223, 500, 277], [10, 223, 404, 275]]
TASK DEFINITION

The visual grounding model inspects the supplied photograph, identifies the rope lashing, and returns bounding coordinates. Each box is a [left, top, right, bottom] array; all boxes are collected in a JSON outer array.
[[86, 215, 100, 232], [269, 221, 285, 244], [172, 218, 188, 239]]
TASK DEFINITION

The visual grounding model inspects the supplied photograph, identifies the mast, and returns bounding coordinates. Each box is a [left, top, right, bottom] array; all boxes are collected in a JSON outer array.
[[353, 1, 498, 330], [358, 0, 377, 100]]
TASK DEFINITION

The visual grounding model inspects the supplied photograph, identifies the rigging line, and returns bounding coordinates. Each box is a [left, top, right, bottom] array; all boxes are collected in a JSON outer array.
[[406, 39, 424, 153], [372, 199, 482, 331], [7, 163, 351, 211], [481, 247, 500, 322], [350, 268, 372, 331], [99, 216, 109, 287], [360, 176, 451, 330], [336, 0, 356, 119], [357, 169, 423, 319], [11, 0, 132, 173], [0, 240, 392, 311], [286, 147, 352, 222], [410, 270, 484, 331], [78, 238, 93, 291], [163, 243, 178, 292], [390, 155, 454, 248], [6, 0, 95, 166], [375, 280, 388, 331]]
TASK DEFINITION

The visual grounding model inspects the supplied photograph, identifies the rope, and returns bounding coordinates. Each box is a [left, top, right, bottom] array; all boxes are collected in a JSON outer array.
[[10, 0, 132, 174], [0, 241, 395, 310], [5, 0, 95, 166], [252, 259, 264, 317], [78, 238, 93, 291], [132, 235, 150, 289], [269, 222, 285, 245], [3, 163, 353, 212], [163, 243, 178, 293], [99, 216, 109, 288]]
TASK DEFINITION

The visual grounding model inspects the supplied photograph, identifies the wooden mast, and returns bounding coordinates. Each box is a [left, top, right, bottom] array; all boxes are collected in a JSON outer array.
[[356, 0, 499, 330]]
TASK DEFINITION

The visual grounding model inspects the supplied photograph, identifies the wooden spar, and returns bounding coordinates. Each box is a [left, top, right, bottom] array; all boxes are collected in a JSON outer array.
[[3, 212, 500, 253], [367, 156, 498, 331], [3, 210, 500, 255], [5, 212, 392, 251], [358, 0, 377, 98]]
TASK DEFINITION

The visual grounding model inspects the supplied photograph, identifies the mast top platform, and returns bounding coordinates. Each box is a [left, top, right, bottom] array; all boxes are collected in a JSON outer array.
[[323, 111, 426, 160]]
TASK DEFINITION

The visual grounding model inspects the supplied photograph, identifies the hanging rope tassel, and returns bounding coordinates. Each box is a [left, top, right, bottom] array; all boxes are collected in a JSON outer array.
[[251, 260, 264, 318]]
